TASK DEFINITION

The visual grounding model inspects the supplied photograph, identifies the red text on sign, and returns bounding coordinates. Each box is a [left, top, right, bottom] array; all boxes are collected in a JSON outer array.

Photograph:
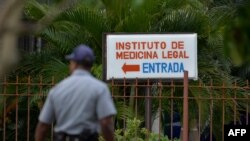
[[116, 41, 167, 50], [172, 41, 184, 49]]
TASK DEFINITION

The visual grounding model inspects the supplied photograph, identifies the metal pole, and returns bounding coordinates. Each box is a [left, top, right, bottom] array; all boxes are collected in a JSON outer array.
[[183, 71, 189, 141], [145, 79, 152, 131]]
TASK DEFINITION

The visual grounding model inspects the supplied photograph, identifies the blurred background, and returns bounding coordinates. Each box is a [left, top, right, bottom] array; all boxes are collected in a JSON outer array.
[[0, 0, 250, 141], [0, 0, 249, 80]]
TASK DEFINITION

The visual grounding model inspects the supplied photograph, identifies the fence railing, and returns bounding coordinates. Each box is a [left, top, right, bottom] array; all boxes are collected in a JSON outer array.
[[0, 75, 249, 141]]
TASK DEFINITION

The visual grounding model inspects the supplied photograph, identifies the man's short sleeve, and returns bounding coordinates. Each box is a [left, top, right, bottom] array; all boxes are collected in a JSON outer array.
[[39, 90, 55, 124], [96, 85, 117, 120]]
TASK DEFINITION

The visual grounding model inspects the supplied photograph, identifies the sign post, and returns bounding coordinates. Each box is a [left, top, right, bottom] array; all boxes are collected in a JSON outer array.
[[103, 33, 197, 135], [103, 33, 197, 81]]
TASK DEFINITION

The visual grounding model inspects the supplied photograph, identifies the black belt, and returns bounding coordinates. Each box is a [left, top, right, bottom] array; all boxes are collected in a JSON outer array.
[[54, 130, 98, 141]]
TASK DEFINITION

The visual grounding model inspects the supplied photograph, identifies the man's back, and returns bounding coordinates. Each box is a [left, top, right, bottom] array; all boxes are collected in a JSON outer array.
[[39, 69, 116, 135], [36, 44, 116, 141]]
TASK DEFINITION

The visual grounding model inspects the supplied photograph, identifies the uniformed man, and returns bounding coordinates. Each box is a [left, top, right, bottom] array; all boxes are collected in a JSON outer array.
[[35, 44, 117, 141]]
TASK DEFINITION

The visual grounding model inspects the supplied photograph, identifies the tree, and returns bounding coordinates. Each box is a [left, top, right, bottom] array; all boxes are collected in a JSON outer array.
[[224, 1, 250, 79]]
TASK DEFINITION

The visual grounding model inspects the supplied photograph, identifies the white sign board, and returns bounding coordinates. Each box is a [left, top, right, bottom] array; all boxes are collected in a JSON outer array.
[[104, 33, 197, 80]]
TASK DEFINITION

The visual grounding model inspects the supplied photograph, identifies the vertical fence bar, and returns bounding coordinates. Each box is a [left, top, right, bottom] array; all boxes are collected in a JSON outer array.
[[3, 76, 7, 141], [183, 71, 189, 141], [39, 76, 42, 97], [15, 76, 19, 141], [210, 80, 213, 141], [158, 79, 162, 140], [135, 78, 138, 117], [247, 80, 249, 125], [27, 76, 31, 141], [145, 78, 151, 141], [123, 77, 126, 129], [198, 80, 202, 140], [135, 78, 138, 138], [170, 80, 174, 140], [2, 98, 6, 141], [145, 78, 152, 131], [234, 81, 237, 125], [222, 82, 225, 141]]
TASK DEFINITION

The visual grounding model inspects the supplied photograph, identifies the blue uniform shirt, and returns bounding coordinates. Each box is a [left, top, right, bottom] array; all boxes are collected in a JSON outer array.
[[39, 69, 117, 134]]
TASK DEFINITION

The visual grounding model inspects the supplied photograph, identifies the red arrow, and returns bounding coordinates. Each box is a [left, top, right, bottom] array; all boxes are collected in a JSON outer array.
[[122, 63, 140, 74]]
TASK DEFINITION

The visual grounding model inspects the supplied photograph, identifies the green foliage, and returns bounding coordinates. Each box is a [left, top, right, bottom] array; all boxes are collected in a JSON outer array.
[[25, 0, 49, 20], [99, 118, 180, 141], [21, 0, 240, 82], [224, 1, 250, 65]]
